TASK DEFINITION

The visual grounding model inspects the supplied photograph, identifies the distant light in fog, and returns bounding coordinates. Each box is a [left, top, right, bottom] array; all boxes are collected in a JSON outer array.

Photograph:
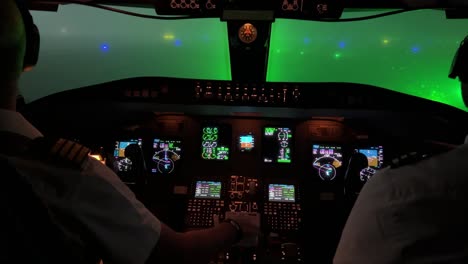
[[100, 43, 110, 52], [164, 34, 175, 40], [411, 46, 421, 53], [175, 39, 182, 46]]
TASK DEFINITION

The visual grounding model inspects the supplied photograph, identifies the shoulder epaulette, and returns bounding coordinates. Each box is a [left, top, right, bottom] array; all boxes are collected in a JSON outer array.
[[28, 137, 91, 169]]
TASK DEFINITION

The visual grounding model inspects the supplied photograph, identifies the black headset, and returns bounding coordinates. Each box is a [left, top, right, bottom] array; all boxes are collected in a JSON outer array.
[[14, 0, 40, 69], [449, 35, 467, 83]]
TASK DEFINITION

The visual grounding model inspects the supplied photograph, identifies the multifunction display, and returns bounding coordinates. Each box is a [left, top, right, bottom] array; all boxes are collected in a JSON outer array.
[[152, 138, 182, 174], [356, 146, 384, 181], [268, 184, 295, 202], [312, 144, 343, 181], [194, 181, 222, 199], [263, 127, 292, 163], [113, 139, 142, 172], [201, 125, 231, 160], [238, 133, 255, 152]]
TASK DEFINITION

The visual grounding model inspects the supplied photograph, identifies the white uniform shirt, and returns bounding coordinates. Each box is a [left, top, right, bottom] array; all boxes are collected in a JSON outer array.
[[334, 144, 468, 263], [0, 109, 161, 264]]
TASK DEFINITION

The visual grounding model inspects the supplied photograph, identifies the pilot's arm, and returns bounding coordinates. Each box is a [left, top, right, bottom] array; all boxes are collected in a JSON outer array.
[[72, 158, 245, 264], [9, 137, 259, 264]]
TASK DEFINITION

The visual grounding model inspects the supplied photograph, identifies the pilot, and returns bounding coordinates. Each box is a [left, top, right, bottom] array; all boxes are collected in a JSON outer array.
[[0, 1, 259, 263], [335, 148, 468, 263], [334, 38, 468, 263]]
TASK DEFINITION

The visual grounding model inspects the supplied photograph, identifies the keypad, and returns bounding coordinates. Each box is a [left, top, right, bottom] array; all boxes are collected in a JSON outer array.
[[264, 202, 302, 231], [186, 199, 225, 228]]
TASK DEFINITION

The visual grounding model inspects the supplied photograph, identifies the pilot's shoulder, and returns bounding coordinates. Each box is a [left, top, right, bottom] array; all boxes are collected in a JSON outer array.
[[27, 137, 91, 170]]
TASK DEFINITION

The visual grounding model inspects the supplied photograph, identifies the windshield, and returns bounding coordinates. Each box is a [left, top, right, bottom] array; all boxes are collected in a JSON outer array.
[[20, 5, 468, 110]]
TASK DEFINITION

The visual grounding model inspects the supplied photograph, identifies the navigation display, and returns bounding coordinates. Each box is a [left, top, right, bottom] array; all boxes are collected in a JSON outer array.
[[194, 181, 222, 199], [268, 184, 295, 202], [152, 138, 182, 174], [263, 127, 292, 163], [356, 146, 384, 181], [113, 139, 142, 172], [239, 133, 255, 152], [201, 125, 231, 160], [312, 144, 343, 181]]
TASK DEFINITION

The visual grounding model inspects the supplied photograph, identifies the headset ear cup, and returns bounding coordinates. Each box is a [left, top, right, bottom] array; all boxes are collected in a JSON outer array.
[[23, 23, 40, 69]]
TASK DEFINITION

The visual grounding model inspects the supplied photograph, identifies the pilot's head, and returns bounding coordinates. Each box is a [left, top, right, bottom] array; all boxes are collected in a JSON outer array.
[[450, 35, 468, 107], [0, 0, 39, 110]]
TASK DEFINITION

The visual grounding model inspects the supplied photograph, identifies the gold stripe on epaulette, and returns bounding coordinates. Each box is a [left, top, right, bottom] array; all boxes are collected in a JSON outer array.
[[50, 138, 66, 155], [75, 146, 90, 166], [67, 143, 83, 161], [59, 140, 75, 158]]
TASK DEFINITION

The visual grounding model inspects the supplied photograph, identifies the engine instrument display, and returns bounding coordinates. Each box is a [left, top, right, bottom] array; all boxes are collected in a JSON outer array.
[[312, 144, 343, 181], [194, 181, 222, 199], [113, 139, 142, 172], [268, 184, 295, 202], [238, 133, 255, 152], [201, 125, 231, 160], [356, 146, 384, 181], [151, 138, 182, 174], [263, 127, 292, 163]]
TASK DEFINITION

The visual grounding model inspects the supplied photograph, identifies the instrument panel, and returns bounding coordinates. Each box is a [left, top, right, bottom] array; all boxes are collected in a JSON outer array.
[[103, 118, 385, 187], [93, 116, 394, 263], [26, 74, 466, 263]]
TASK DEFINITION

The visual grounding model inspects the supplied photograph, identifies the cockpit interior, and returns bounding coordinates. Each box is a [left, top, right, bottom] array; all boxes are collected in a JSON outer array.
[[15, 0, 468, 263]]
